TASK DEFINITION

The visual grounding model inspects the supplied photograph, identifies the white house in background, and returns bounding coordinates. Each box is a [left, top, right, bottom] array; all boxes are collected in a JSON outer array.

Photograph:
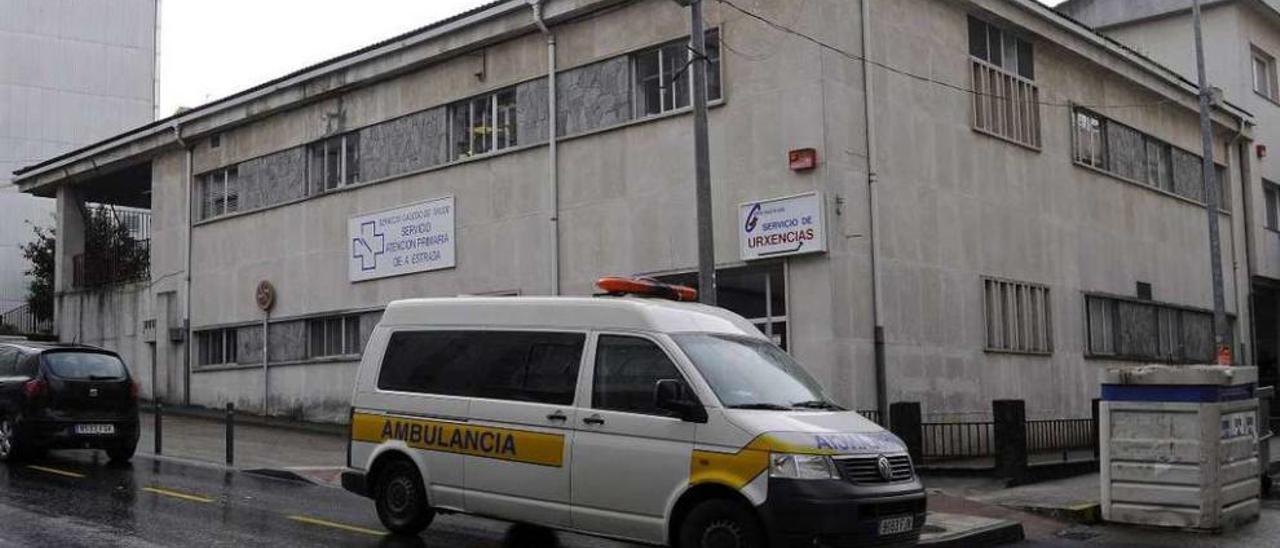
[[0, 0, 158, 313], [1059, 0, 1280, 396]]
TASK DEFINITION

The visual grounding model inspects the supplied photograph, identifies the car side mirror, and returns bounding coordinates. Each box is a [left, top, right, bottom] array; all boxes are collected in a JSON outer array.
[[654, 379, 707, 423]]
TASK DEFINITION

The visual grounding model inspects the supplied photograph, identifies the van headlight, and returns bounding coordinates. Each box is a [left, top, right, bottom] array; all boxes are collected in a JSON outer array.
[[769, 453, 838, 480]]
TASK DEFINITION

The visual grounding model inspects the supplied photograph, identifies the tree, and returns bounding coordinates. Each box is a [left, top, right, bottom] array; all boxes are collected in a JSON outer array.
[[20, 223, 54, 323]]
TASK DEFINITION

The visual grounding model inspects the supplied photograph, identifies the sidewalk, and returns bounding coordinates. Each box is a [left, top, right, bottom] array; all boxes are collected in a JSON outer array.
[[137, 409, 348, 484]]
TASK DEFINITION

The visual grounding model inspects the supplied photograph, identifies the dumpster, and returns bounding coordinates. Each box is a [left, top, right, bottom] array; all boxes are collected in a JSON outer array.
[[1100, 365, 1260, 531]]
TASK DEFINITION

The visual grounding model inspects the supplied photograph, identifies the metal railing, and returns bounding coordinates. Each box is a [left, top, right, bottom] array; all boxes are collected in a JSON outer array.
[[857, 409, 882, 426], [72, 240, 150, 289], [0, 303, 52, 335], [922, 421, 994, 460], [1026, 418, 1095, 452], [971, 58, 1041, 149]]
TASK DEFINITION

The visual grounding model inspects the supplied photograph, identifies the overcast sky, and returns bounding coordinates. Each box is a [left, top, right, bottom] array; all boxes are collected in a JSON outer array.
[[159, 0, 493, 115], [159, 0, 1070, 116]]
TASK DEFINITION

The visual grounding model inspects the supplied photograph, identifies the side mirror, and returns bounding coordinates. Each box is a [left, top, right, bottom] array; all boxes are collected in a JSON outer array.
[[654, 379, 707, 423]]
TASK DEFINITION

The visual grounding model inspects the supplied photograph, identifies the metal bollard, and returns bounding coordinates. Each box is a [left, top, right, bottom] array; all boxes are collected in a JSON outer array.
[[154, 402, 163, 455], [225, 402, 235, 466]]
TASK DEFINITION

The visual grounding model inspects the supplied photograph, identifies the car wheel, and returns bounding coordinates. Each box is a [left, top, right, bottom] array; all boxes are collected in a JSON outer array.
[[0, 417, 21, 462], [374, 458, 434, 535], [678, 498, 766, 548], [107, 443, 136, 464]]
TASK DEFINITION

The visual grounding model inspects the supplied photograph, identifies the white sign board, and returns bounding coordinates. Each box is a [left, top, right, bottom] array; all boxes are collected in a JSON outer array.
[[348, 196, 455, 282], [739, 192, 827, 261]]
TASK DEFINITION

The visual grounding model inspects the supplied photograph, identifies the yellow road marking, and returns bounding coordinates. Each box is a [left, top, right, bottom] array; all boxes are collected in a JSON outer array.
[[25, 465, 84, 478], [288, 515, 384, 537], [142, 486, 214, 503]]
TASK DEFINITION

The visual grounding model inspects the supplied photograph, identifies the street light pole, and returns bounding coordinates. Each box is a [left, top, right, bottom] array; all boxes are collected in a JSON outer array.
[[1192, 0, 1231, 364], [687, 0, 717, 306]]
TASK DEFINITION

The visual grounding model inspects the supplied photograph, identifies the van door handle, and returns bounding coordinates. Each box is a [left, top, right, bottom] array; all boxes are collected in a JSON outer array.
[[546, 411, 567, 422], [583, 414, 605, 425]]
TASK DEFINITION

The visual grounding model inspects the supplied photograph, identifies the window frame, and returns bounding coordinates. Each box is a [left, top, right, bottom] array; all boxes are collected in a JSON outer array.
[[447, 87, 520, 160], [1071, 107, 1231, 210], [967, 16, 1034, 80], [982, 277, 1053, 355], [196, 328, 238, 367], [631, 29, 723, 119], [1082, 292, 1233, 364], [307, 133, 360, 194], [199, 166, 239, 220], [586, 331, 702, 418], [307, 314, 363, 359], [1253, 46, 1277, 102], [1265, 180, 1280, 232]]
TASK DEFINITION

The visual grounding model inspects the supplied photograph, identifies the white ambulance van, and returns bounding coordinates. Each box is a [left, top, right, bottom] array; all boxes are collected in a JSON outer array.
[[342, 278, 925, 548]]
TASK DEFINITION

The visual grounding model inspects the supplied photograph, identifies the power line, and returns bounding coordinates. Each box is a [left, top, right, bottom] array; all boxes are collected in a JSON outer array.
[[715, 0, 1176, 111]]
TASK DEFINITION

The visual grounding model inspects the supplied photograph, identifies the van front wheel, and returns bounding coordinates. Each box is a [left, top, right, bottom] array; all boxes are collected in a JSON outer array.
[[677, 498, 766, 548], [374, 459, 434, 535]]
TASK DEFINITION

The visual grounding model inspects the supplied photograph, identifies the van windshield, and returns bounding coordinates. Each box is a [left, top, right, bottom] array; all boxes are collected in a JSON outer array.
[[672, 333, 839, 410], [43, 352, 127, 380]]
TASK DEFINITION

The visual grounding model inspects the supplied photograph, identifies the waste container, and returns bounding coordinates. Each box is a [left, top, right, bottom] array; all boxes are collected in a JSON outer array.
[[1100, 365, 1260, 531]]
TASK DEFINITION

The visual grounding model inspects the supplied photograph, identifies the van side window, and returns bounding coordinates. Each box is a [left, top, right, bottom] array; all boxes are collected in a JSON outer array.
[[377, 331, 584, 405], [592, 335, 684, 416]]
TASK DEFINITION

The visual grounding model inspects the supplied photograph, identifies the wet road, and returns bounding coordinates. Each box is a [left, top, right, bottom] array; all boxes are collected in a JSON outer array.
[[0, 450, 634, 548]]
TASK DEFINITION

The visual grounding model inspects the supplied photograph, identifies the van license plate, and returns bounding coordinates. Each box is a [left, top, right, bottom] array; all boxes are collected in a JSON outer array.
[[878, 515, 913, 535], [74, 424, 115, 435]]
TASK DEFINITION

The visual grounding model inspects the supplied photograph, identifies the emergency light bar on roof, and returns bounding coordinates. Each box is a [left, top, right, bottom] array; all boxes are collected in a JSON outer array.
[[595, 276, 698, 302]]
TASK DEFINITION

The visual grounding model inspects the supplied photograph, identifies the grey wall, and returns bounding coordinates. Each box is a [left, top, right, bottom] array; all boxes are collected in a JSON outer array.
[[358, 108, 450, 182], [557, 56, 632, 136]]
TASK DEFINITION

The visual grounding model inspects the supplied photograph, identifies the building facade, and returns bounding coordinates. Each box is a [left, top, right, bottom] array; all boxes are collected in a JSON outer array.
[[1059, 0, 1280, 394], [0, 0, 158, 314], [13, 0, 1257, 423]]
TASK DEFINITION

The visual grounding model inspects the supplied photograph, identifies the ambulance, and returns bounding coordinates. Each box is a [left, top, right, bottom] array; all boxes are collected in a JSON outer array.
[[342, 277, 925, 547]]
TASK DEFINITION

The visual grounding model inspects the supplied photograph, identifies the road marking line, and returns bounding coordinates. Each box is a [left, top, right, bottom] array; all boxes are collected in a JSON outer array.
[[25, 465, 84, 478], [142, 486, 214, 503], [287, 515, 384, 537]]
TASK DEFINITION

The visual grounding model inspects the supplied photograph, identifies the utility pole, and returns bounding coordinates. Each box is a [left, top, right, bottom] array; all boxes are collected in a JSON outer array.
[[1192, 0, 1231, 364], [682, 0, 717, 305]]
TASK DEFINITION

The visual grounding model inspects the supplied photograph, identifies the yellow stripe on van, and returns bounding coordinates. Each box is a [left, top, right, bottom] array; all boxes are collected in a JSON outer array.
[[688, 433, 864, 489], [351, 412, 565, 467]]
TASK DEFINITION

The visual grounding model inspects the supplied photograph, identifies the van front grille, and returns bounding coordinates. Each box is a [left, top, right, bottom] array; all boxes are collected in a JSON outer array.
[[832, 454, 914, 484]]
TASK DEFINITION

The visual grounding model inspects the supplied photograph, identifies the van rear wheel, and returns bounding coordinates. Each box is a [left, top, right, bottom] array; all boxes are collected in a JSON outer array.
[[0, 417, 22, 462], [678, 498, 766, 548], [374, 458, 434, 535]]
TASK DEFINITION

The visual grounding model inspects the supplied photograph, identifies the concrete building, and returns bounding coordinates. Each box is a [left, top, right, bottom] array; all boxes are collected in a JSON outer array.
[[0, 0, 158, 315], [1058, 0, 1280, 395], [11, 0, 1258, 423]]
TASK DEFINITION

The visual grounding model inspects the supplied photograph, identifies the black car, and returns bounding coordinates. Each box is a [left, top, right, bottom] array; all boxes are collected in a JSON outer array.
[[0, 342, 140, 463]]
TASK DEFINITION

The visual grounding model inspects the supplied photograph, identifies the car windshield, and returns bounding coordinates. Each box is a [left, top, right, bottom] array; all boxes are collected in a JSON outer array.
[[672, 333, 836, 410], [43, 352, 127, 380]]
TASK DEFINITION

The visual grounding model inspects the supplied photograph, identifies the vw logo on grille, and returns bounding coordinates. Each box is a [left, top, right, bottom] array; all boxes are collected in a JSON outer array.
[[88, 388, 99, 398], [876, 455, 892, 481]]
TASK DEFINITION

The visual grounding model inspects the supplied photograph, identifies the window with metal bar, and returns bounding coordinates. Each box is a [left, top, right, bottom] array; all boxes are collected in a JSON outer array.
[[1084, 294, 1232, 363], [968, 16, 1040, 148], [307, 133, 360, 193], [983, 278, 1052, 354], [198, 166, 239, 220], [196, 328, 238, 366], [633, 29, 722, 118], [307, 315, 362, 359]]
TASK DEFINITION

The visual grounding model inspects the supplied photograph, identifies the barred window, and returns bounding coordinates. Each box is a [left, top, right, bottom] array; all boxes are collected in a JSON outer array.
[[1072, 108, 1229, 210], [983, 278, 1052, 354], [308, 133, 360, 193], [968, 16, 1040, 148], [197, 328, 238, 366], [199, 166, 239, 220], [633, 29, 722, 117], [448, 87, 518, 160], [308, 315, 362, 358], [1265, 180, 1280, 230], [1085, 294, 1231, 363]]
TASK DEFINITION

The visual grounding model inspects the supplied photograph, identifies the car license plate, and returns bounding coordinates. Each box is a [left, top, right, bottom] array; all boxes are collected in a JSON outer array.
[[74, 424, 115, 435], [878, 515, 913, 536]]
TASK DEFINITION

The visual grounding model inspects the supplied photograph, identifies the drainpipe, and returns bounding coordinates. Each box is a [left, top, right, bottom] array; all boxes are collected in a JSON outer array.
[[1231, 115, 1256, 365], [860, 0, 888, 422], [530, 0, 560, 295], [172, 123, 193, 406]]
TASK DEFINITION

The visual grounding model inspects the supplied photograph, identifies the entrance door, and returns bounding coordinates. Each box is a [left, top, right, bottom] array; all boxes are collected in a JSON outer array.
[[571, 333, 697, 544]]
